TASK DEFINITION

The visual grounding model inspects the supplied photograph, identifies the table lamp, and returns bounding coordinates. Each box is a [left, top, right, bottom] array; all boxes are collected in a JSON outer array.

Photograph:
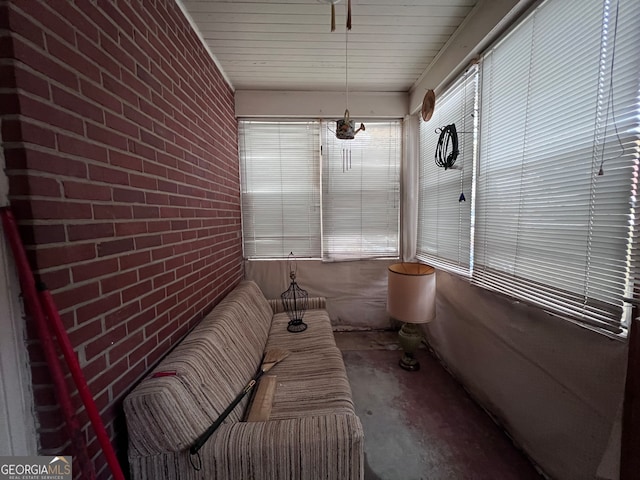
[[387, 262, 436, 371]]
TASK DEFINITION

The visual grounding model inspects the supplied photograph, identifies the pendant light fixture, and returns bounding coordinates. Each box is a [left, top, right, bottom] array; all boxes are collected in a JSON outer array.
[[333, 0, 364, 141]]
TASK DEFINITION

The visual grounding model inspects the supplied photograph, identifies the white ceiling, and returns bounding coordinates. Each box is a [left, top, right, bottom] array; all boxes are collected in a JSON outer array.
[[180, 0, 478, 93]]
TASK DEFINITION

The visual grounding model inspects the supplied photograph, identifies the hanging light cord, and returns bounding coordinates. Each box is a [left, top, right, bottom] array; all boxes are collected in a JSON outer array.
[[435, 124, 459, 170], [345, 27, 349, 110]]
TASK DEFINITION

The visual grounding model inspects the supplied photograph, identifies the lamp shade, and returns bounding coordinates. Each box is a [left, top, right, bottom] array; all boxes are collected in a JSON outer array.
[[387, 263, 436, 324]]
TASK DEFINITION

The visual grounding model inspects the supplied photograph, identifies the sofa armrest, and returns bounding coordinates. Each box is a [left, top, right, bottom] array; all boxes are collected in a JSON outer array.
[[210, 414, 363, 479], [268, 297, 326, 314]]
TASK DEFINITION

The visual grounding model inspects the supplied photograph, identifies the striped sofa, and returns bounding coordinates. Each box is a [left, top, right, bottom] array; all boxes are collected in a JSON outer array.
[[123, 280, 364, 479]]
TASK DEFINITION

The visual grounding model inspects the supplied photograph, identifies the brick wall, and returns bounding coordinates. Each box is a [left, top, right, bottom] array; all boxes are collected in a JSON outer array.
[[0, 0, 243, 477]]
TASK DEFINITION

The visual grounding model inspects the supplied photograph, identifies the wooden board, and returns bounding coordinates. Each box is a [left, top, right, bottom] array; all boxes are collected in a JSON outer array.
[[246, 375, 277, 422]]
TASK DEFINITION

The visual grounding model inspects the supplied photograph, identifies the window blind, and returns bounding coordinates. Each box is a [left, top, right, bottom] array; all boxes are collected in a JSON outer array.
[[474, 0, 639, 335], [321, 120, 401, 261], [239, 121, 321, 259], [417, 66, 478, 275]]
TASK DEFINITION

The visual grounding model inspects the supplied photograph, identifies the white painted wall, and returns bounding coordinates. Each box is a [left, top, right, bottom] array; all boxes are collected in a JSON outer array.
[[428, 270, 627, 479], [235, 90, 408, 119], [0, 121, 38, 455]]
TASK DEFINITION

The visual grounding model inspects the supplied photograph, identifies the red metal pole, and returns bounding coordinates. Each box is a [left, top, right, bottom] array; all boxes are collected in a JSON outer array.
[[0, 208, 107, 479], [39, 288, 126, 480]]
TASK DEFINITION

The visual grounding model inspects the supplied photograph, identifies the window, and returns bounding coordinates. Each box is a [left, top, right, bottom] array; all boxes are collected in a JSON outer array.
[[239, 121, 321, 259], [417, 0, 639, 336], [417, 66, 478, 275], [321, 121, 401, 261], [474, 0, 639, 336], [239, 120, 401, 261]]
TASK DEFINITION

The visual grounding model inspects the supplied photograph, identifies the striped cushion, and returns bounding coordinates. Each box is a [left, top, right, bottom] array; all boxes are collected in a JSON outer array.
[[266, 310, 337, 352], [124, 281, 272, 455], [124, 281, 364, 479], [128, 414, 364, 480]]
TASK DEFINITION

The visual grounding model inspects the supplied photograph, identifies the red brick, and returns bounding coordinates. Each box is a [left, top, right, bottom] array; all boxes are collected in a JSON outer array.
[[140, 289, 164, 310], [32, 243, 96, 269], [128, 139, 155, 161], [97, 238, 134, 257], [137, 262, 163, 280], [2, 119, 53, 148], [118, 251, 150, 270], [10, 175, 60, 197], [101, 270, 137, 294], [38, 428, 67, 451], [100, 31, 135, 73], [46, 33, 101, 83], [75, 0, 118, 40], [151, 245, 174, 262], [37, 268, 71, 291], [80, 78, 122, 114], [88, 164, 129, 186], [134, 234, 161, 250], [7, 6, 45, 47], [147, 220, 171, 233], [18, 95, 83, 135], [85, 325, 127, 365], [145, 191, 169, 206], [72, 258, 119, 283], [125, 307, 155, 334], [53, 282, 100, 311], [87, 123, 127, 150], [104, 301, 141, 329], [138, 97, 164, 124], [157, 179, 177, 194], [122, 104, 152, 132], [114, 221, 147, 237], [129, 173, 157, 190], [109, 150, 143, 172], [162, 232, 181, 245], [76, 32, 120, 78], [112, 357, 147, 398], [13, 66, 50, 99], [68, 319, 103, 347], [20, 148, 87, 178], [13, 37, 78, 90], [121, 280, 152, 304], [105, 111, 140, 138], [112, 187, 144, 204], [107, 330, 143, 365], [152, 270, 174, 289], [93, 204, 132, 220], [23, 199, 93, 220], [67, 223, 115, 241], [52, 87, 103, 124], [18, 224, 66, 245], [57, 134, 108, 163], [63, 181, 111, 201], [76, 292, 121, 324], [133, 205, 159, 219], [126, 335, 158, 367]]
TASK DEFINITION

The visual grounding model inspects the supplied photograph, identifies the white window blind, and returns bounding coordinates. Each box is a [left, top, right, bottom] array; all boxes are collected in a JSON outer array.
[[239, 121, 321, 259], [417, 66, 478, 275], [474, 0, 639, 335], [321, 121, 401, 261]]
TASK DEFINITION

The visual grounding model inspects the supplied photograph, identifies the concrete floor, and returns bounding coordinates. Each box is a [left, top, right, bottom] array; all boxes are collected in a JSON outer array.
[[336, 331, 543, 480]]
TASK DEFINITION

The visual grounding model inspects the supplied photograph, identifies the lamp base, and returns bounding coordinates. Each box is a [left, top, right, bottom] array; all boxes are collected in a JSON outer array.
[[399, 352, 420, 371], [398, 322, 423, 371], [287, 319, 308, 333]]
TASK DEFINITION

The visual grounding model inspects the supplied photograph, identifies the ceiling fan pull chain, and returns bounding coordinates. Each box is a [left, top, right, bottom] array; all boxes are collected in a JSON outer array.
[[347, 0, 352, 30]]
